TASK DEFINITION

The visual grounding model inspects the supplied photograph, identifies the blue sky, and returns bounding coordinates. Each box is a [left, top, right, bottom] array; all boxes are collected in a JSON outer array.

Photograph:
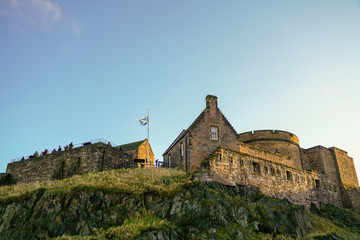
[[1, 1, 360, 177]]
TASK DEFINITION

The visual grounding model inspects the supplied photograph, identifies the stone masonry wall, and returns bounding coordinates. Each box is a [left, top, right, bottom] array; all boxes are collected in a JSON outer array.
[[137, 139, 154, 165], [332, 147, 360, 213], [239, 142, 294, 167], [186, 96, 239, 172], [318, 147, 342, 191], [332, 147, 359, 188], [300, 147, 323, 172], [163, 134, 188, 170], [238, 130, 302, 169], [6, 143, 133, 184], [209, 147, 343, 210]]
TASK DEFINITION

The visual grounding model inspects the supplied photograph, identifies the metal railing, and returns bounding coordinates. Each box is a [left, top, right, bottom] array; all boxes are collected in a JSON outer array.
[[10, 138, 118, 163], [156, 161, 177, 168]]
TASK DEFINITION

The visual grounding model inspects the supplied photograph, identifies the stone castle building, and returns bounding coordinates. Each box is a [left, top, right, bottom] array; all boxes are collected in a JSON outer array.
[[163, 95, 360, 213], [5, 139, 154, 184], [117, 139, 154, 167]]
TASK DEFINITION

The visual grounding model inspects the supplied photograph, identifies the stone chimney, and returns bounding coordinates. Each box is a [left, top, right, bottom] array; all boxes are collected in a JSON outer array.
[[206, 95, 218, 112]]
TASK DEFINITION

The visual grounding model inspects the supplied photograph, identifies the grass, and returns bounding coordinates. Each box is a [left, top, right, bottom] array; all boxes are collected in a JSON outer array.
[[51, 208, 173, 240], [300, 214, 360, 240], [0, 168, 192, 204]]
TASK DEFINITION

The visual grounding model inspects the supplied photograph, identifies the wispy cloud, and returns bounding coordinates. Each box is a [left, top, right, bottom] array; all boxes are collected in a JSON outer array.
[[70, 18, 84, 36], [0, 0, 83, 35]]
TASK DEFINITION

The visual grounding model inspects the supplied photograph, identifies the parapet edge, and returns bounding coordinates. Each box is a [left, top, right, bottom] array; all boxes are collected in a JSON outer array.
[[238, 129, 299, 145]]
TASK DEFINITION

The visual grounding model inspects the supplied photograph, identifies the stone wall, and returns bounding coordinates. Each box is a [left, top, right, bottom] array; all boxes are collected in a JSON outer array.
[[6, 143, 133, 184], [137, 139, 155, 165], [163, 133, 188, 170], [186, 95, 239, 172], [331, 147, 360, 212], [162, 95, 239, 172], [300, 147, 323, 172], [332, 147, 359, 188], [239, 130, 302, 169], [239, 142, 294, 167], [208, 146, 343, 210]]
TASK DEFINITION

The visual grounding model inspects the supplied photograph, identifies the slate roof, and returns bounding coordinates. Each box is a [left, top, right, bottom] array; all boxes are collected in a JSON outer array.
[[118, 139, 146, 151]]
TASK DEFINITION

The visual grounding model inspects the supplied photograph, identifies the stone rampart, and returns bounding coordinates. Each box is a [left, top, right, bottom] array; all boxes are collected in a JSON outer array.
[[238, 130, 299, 145], [238, 130, 302, 169], [208, 147, 343, 210], [332, 147, 359, 188], [6, 143, 134, 184], [239, 142, 294, 167]]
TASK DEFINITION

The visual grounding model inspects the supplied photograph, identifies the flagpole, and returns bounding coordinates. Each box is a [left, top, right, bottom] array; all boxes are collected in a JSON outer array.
[[147, 108, 149, 165]]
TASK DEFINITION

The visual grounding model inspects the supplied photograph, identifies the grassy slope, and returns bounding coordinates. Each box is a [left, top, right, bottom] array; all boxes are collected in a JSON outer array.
[[0, 168, 192, 204], [1, 168, 360, 239]]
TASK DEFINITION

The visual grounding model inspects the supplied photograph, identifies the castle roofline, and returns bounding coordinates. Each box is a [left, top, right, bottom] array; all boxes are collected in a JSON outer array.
[[118, 139, 147, 151], [163, 95, 237, 156], [302, 145, 349, 155], [238, 129, 299, 146], [163, 130, 188, 156]]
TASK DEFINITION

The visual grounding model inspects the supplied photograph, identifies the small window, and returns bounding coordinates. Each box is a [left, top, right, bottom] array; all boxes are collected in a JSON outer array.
[[180, 142, 184, 156], [270, 167, 275, 176], [168, 154, 171, 167], [315, 179, 321, 188], [210, 126, 219, 140], [264, 166, 268, 175], [239, 158, 243, 167], [286, 171, 293, 181], [277, 169, 281, 177], [253, 162, 261, 174]]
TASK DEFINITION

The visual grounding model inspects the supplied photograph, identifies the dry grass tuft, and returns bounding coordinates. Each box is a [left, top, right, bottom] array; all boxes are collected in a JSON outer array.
[[300, 214, 360, 240], [0, 168, 192, 204]]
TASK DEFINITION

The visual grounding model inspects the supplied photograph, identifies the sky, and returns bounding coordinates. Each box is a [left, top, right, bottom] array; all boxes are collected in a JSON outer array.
[[0, 1, 360, 177]]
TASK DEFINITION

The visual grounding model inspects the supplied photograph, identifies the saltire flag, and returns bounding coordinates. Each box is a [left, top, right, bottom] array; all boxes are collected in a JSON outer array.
[[139, 114, 149, 125]]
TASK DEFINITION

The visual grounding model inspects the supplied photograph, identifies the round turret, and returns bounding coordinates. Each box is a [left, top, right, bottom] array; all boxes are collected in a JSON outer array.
[[238, 130, 302, 169]]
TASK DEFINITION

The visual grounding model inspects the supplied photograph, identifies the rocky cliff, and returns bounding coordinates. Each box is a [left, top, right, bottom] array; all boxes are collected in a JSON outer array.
[[0, 168, 359, 239]]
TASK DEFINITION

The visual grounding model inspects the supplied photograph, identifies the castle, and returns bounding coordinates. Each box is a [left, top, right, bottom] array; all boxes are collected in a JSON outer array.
[[4, 139, 154, 184], [163, 95, 360, 213]]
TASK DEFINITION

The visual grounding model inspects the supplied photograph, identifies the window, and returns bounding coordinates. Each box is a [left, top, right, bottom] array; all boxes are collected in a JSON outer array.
[[286, 171, 293, 181], [210, 126, 218, 140], [168, 154, 171, 167], [180, 142, 184, 157], [239, 158, 243, 167], [264, 166, 268, 175], [315, 179, 321, 188], [270, 167, 275, 176], [253, 162, 261, 174]]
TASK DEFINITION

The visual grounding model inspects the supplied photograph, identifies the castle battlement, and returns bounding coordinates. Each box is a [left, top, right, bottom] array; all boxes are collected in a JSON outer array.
[[6, 142, 135, 184], [163, 95, 360, 213], [209, 146, 343, 210], [239, 130, 299, 145]]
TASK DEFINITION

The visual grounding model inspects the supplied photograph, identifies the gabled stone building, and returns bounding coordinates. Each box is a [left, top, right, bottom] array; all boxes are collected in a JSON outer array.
[[163, 95, 238, 171], [117, 139, 154, 166], [163, 95, 360, 213]]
